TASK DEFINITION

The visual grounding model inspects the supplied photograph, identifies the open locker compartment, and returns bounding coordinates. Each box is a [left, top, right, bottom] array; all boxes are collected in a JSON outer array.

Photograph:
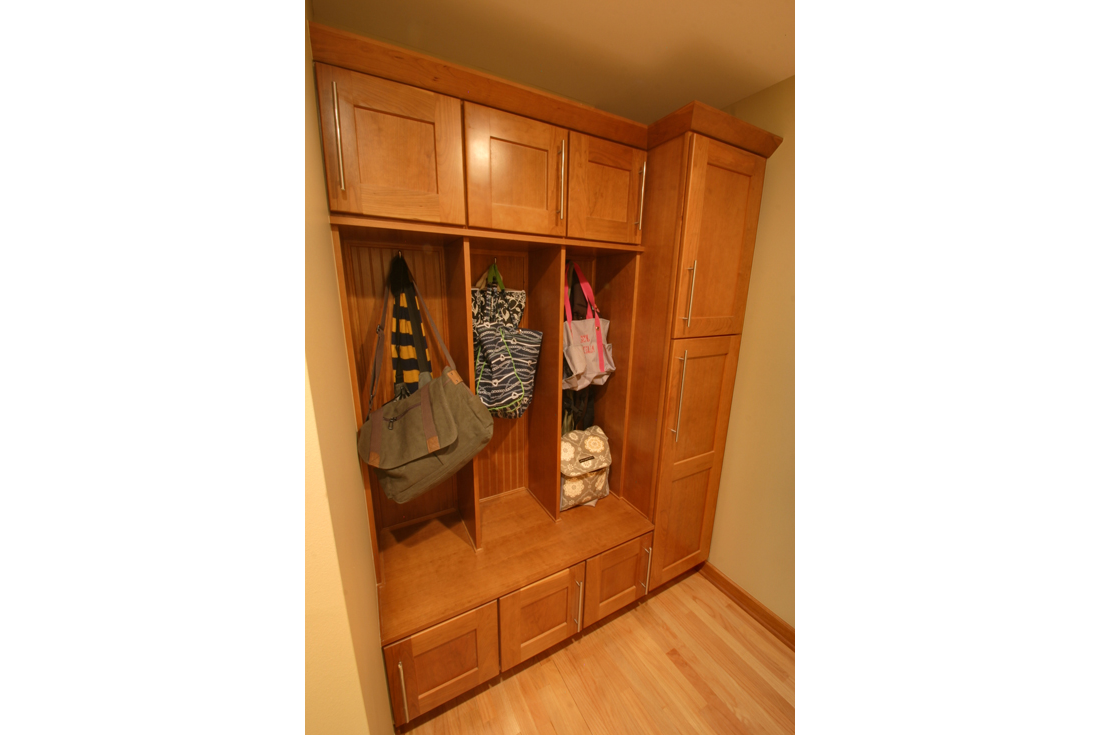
[[333, 223, 651, 647]]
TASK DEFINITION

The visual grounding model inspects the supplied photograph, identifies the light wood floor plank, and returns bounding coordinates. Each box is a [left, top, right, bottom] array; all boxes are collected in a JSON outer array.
[[676, 576, 796, 702], [650, 588, 795, 734], [405, 570, 795, 735]]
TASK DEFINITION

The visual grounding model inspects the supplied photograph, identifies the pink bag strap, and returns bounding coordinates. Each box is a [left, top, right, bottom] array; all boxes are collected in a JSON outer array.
[[563, 262, 605, 372]]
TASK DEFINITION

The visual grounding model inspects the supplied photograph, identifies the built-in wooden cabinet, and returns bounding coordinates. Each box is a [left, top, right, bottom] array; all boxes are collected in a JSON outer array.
[[465, 103, 568, 236], [500, 562, 585, 671], [673, 136, 766, 339], [567, 132, 646, 245], [315, 64, 466, 224], [311, 24, 782, 730], [382, 601, 499, 727], [583, 532, 654, 627], [650, 336, 740, 588]]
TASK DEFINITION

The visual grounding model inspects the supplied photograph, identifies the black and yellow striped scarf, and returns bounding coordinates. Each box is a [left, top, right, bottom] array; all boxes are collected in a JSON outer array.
[[391, 289, 431, 395]]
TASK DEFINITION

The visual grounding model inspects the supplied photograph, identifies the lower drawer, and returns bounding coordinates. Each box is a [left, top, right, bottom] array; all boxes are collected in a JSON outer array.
[[499, 562, 586, 672], [583, 532, 654, 628], [382, 600, 499, 726]]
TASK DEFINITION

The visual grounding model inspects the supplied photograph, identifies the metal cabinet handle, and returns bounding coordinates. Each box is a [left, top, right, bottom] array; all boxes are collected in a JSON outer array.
[[681, 259, 698, 326], [397, 660, 409, 723], [332, 81, 345, 192], [635, 160, 647, 228], [558, 139, 566, 220], [575, 579, 584, 631], [671, 350, 688, 442], [643, 546, 653, 593]]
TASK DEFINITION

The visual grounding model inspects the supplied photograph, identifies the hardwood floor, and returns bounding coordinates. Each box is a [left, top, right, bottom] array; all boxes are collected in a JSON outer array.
[[405, 571, 795, 734]]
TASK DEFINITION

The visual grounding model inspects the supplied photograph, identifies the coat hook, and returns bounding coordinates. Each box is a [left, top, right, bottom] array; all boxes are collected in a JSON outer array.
[[493, 257, 497, 264]]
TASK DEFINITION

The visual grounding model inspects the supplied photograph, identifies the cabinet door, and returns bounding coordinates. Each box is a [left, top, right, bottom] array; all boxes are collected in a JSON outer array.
[[315, 63, 466, 224], [465, 103, 567, 236], [382, 601, 499, 726], [651, 336, 740, 588], [566, 132, 646, 244], [500, 562, 585, 671], [582, 532, 654, 628], [673, 135, 766, 338]]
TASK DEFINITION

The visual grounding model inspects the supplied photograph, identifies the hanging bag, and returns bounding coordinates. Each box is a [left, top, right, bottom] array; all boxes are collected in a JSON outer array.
[[560, 425, 612, 511], [356, 265, 493, 505], [562, 262, 615, 391], [471, 263, 542, 419]]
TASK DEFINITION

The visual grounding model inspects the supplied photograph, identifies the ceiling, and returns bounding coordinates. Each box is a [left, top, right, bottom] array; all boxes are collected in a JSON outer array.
[[310, 0, 794, 125]]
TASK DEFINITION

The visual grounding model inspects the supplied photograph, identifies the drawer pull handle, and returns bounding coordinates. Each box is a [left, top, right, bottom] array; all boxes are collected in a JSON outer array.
[[332, 81, 345, 192], [635, 160, 647, 229], [643, 546, 653, 593], [575, 579, 584, 632], [397, 660, 409, 723]]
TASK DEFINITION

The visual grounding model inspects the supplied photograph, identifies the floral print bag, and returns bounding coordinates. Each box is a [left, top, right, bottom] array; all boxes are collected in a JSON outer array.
[[560, 426, 612, 511]]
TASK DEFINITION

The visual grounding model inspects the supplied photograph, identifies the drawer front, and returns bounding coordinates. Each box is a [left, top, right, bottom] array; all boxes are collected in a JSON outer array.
[[500, 562, 585, 672], [583, 532, 654, 628], [382, 600, 499, 726]]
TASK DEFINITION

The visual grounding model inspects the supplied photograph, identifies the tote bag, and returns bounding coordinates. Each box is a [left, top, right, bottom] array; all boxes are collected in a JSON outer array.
[[471, 263, 543, 419], [562, 262, 615, 391]]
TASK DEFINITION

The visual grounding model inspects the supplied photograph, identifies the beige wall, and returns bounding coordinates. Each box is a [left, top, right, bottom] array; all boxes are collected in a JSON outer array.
[[708, 76, 795, 627], [304, 13, 394, 735]]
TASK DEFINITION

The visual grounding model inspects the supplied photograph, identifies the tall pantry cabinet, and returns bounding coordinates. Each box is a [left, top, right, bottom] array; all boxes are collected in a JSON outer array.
[[309, 22, 782, 730], [622, 107, 776, 589]]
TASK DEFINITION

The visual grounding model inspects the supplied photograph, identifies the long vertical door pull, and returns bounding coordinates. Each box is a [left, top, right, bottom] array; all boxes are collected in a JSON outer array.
[[682, 259, 698, 326], [672, 350, 688, 441], [331, 81, 345, 191], [635, 160, 647, 228], [558, 139, 566, 219]]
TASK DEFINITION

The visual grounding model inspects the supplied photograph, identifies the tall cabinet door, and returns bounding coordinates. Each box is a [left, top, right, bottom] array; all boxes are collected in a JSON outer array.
[[465, 103, 568, 236], [673, 135, 767, 339], [566, 132, 646, 244], [650, 336, 741, 588], [315, 63, 466, 224]]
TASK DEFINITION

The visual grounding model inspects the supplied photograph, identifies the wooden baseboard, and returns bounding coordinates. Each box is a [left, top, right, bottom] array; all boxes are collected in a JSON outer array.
[[699, 562, 794, 651]]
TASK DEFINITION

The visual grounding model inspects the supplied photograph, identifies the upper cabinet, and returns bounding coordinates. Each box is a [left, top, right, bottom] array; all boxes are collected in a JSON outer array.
[[566, 133, 646, 245], [673, 135, 767, 338], [315, 64, 466, 224], [465, 103, 568, 237]]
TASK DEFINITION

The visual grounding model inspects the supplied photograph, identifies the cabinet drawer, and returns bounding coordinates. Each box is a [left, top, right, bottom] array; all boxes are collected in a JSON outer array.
[[315, 63, 466, 224], [382, 601, 499, 726], [500, 562, 585, 671], [583, 532, 654, 628]]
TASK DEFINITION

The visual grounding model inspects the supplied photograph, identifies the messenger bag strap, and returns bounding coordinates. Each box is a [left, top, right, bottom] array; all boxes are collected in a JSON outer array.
[[412, 281, 457, 372], [368, 283, 392, 409]]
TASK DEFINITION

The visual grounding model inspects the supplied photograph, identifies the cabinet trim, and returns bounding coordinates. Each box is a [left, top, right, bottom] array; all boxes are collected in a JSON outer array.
[[309, 22, 647, 149]]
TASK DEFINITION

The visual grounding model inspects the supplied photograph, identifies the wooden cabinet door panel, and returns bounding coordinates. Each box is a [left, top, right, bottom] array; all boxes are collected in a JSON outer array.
[[382, 601, 499, 726], [500, 562, 585, 671], [466, 103, 567, 236], [315, 63, 465, 224], [673, 135, 766, 338], [651, 336, 741, 588], [567, 132, 645, 244], [582, 532, 654, 628]]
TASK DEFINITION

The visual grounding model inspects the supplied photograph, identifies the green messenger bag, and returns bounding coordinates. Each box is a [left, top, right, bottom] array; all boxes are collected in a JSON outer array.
[[357, 280, 493, 505]]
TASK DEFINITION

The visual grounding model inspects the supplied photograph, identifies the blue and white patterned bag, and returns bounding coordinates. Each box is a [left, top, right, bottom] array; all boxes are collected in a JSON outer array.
[[472, 264, 542, 419]]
